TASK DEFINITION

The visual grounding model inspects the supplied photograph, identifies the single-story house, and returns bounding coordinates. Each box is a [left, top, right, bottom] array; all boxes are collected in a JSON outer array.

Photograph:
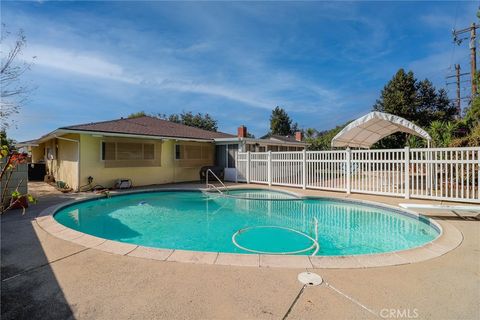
[[214, 126, 307, 180], [19, 116, 307, 190]]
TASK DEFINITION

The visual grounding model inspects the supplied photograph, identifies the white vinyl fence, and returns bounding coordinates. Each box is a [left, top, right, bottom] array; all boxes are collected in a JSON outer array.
[[235, 147, 480, 203]]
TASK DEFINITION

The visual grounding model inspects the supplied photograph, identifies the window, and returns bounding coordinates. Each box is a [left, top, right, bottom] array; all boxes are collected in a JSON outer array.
[[46, 147, 55, 160], [175, 145, 182, 160], [175, 144, 212, 160], [188, 145, 202, 159], [101, 142, 116, 160], [227, 144, 237, 168], [101, 142, 155, 161], [144, 144, 154, 160], [117, 142, 143, 160]]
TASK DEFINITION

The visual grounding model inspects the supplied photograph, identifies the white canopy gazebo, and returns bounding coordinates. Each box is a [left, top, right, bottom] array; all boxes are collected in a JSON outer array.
[[331, 111, 432, 148]]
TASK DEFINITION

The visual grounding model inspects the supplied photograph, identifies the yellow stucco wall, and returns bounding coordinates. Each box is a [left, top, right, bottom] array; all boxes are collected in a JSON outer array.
[[28, 133, 215, 189], [30, 143, 45, 163], [79, 134, 215, 188], [37, 134, 80, 190]]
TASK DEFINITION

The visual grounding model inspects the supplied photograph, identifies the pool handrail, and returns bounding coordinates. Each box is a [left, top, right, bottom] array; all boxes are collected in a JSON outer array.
[[206, 169, 228, 194]]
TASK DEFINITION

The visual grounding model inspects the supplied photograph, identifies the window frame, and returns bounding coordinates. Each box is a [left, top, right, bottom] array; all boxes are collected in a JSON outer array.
[[101, 141, 156, 162], [174, 143, 212, 161]]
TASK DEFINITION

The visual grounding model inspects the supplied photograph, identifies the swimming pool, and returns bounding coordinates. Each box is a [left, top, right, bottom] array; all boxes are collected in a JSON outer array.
[[54, 189, 440, 256]]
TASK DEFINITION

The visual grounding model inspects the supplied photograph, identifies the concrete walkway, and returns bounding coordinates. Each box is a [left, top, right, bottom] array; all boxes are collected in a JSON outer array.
[[1, 182, 479, 320]]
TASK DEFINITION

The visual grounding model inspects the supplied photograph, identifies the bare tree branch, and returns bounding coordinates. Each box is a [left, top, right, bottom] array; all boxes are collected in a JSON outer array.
[[0, 24, 35, 130]]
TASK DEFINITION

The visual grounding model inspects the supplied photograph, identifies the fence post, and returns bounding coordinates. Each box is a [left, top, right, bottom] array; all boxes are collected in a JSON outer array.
[[302, 149, 307, 189], [346, 148, 351, 194], [426, 148, 431, 195], [404, 146, 410, 199], [268, 151, 272, 186], [246, 151, 251, 184], [235, 151, 238, 183]]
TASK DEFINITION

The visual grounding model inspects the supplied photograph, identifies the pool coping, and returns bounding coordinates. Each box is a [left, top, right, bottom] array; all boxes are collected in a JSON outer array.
[[34, 186, 463, 269]]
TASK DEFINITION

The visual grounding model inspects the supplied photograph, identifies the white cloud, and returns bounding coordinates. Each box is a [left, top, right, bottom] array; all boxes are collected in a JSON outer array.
[[157, 80, 271, 109], [26, 45, 271, 109], [25, 44, 342, 113], [25, 45, 140, 84]]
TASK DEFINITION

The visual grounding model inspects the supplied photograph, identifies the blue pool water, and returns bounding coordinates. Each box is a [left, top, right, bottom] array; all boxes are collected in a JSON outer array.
[[54, 189, 439, 256]]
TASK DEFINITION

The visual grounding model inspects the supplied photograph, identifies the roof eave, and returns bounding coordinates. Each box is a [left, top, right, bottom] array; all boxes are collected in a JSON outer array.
[[15, 142, 39, 148], [36, 129, 216, 143], [214, 137, 308, 146]]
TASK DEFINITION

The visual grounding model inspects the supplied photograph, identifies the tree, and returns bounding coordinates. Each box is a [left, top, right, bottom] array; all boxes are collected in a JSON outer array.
[[0, 25, 35, 130], [416, 81, 456, 127], [450, 123, 480, 147], [373, 69, 418, 120], [463, 96, 480, 128], [450, 95, 480, 147], [372, 69, 456, 148], [270, 106, 296, 136], [127, 111, 219, 132], [304, 128, 317, 140], [0, 130, 15, 149], [128, 111, 147, 118], [466, 123, 480, 146], [305, 122, 349, 150], [166, 111, 218, 132]]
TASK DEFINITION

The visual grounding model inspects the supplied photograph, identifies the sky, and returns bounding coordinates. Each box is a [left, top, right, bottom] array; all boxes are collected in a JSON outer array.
[[1, 1, 478, 141]]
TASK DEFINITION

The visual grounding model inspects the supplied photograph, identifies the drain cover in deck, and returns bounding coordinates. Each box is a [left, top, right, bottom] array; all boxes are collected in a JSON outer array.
[[298, 272, 323, 286]]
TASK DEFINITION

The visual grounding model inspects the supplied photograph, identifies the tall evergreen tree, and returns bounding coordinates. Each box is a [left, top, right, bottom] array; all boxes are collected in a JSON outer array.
[[372, 69, 456, 148], [270, 106, 294, 136], [373, 69, 418, 120]]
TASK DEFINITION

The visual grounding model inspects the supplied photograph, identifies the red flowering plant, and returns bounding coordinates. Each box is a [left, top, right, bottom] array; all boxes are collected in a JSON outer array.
[[0, 145, 36, 214]]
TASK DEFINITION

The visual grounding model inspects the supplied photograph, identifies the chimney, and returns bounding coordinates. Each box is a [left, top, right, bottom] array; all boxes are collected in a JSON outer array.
[[238, 125, 247, 138], [295, 131, 303, 142]]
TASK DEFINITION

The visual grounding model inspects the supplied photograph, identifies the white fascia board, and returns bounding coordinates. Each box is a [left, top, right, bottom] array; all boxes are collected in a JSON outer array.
[[40, 129, 215, 143], [214, 137, 307, 146]]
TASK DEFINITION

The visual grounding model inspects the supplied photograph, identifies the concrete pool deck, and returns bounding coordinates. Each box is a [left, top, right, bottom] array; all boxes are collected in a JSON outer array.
[[1, 181, 479, 319]]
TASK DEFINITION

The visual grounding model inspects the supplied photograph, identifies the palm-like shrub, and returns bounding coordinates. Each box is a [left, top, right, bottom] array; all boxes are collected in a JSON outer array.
[[429, 121, 458, 147]]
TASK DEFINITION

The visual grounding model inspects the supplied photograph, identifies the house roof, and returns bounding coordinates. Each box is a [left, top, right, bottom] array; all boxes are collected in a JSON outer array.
[[16, 139, 40, 147], [260, 134, 303, 143], [214, 133, 307, 146], [59, 116, 235, 140]]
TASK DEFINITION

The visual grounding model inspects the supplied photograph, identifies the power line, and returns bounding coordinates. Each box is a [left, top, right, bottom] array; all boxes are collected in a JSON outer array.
[[452, 22, 478, 97], [446, 80, 471, 85], [446, 72, 470, 79], [445, 63, 472, 117], [448, 2, 460, 71], [448, 97, 471, 101]]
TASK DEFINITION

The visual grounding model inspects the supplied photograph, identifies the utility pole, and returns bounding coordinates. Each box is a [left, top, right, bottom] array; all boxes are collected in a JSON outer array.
[[446, 64, 469, 117], [455, 64, 461, 116], [471, 23, 477, 95], [452, 23, 479, 98]]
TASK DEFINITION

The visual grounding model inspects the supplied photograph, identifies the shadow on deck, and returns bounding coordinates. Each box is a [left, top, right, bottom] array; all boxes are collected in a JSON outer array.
[[1, 184, 80, 319]]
